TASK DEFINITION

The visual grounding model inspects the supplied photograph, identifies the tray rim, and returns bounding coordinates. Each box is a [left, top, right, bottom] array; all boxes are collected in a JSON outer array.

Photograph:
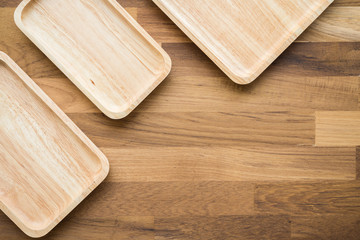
[[14, 0, 172, 119], [152, 0, 333, 85], [0, 51, 110, 238]]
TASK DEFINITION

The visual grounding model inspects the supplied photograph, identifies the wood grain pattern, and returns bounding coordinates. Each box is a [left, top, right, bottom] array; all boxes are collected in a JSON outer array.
[[316, 111, 360, 146], [0, 214, 154, 240], [291, 215, 360, 240], [67, 111, 315, 148], [298, 6, 360, 42], [0, 52, 109, 237], [102, 146, 356, 182], [152, 0, 333, 84], [75, 182, 255, 217], [15, 0, 171, 119], [155, 215, 291, 240], [255, 181, 360, 215], [1, 0, 360, 238], [357, 147, 360, 179]]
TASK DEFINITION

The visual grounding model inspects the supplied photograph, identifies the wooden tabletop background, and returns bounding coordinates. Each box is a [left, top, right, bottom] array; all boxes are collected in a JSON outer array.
[[1, 0, 360, 239]]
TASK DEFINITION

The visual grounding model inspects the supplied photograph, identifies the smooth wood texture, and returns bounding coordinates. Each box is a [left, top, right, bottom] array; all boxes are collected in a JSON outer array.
[[1, 0, 360, 239], [14, 0, 171, 119], [316, 111, 360, 146], [152, 0, 333, 84], [291, 215, 360, 240], [255, 181, 360, 215], [155, 215, 291, 240], [102, 146, 356, 182], [0, 52, 109, 238]]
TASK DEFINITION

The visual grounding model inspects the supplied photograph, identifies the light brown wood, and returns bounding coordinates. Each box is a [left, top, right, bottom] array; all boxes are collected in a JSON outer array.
[[0, 52, 109, 238], [316, 111, 360, 146], [152, 0, 333, 84], [291, 215, 360, 240], [255, 181, 360, 215], [0, 215, 155, 240], [77, 182, 255, 217], [298, 6, 360, 42], [102, 146, 355, 182], [14, 0, 171, 119], [155, 215, 291, 240]]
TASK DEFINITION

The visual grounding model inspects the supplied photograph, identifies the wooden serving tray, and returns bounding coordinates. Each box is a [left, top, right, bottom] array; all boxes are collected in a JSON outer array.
[[15, 0, 171, 119], [153, 0, 333, 84], [0, 52, 109, 238]]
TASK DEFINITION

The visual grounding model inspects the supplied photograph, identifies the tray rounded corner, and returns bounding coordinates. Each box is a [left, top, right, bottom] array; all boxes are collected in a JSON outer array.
[[97, 153, 110, 181], [226, 68, 258, 85], [21, 223, 54, 239], [0, 206, 54, 239], [0, 51, 9, 62], [230, 74, 255, 85], [14, 0, 29, 29], [161, 51, 172, 79], [102, 102, 134, 119]]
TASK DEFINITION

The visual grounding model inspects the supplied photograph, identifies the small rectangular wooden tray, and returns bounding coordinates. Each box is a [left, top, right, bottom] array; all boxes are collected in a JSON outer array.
[[0, 52, 109, 238], [153, 0, 333, 84], [15, 0, 171, 119]]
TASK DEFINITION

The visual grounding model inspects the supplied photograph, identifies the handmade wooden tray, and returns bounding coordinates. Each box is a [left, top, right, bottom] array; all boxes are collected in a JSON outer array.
[[0, 52, 109, 238], [15, 0, 171, 119], [153, 0, 333, 84]]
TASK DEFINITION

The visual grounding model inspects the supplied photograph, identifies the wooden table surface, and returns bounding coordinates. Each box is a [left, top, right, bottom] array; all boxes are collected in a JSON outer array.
[[1, 0, 360, 239]]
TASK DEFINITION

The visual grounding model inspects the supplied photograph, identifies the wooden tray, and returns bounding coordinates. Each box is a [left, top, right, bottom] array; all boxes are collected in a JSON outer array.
[[15, 0, 171, 119], [153, 0, 333, 84], [0, 52, 109, 238]]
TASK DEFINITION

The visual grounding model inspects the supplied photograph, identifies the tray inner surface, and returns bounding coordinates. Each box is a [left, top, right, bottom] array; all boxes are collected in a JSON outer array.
[[19, 0, 167, 114], [0, 60, 104, 232]]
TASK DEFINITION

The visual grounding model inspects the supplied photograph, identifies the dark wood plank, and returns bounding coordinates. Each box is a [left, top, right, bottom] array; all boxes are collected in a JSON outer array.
[[76, 182, 254, 217], [162, 41, 360, 79], [298, 6, 360, 42], [291, 215, 360, 240], [269, 42, 360, 77], [332, 0, 360, 7], [155, 215, 291, 240], [102, 146, 356, 182], [0, 214, 154, 240], [67, 111, 315, 148], [357, 146, 360, 179], [32, 73, 359, 114], [255, 181, 360, 215], [0, 0, 21, 7], [0, 181, 254, 238]]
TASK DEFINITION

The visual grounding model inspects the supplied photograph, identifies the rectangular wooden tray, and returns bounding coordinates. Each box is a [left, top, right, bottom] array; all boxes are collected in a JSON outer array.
[[0, 52, 109, 238], [153, 0, 333, 84], [15, 0, 171, 119]]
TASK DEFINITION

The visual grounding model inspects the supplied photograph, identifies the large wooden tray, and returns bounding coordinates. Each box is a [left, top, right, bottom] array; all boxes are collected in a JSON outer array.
[[0, 52, 109, 238], [153, 0, 333, 84], [15, 0, 171, 119]]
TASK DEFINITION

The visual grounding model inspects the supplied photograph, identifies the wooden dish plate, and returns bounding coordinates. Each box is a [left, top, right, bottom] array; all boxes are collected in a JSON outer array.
[[0, 52, 109, 238], [15, 0, 171, 119], [153, 0, 333, 84]]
